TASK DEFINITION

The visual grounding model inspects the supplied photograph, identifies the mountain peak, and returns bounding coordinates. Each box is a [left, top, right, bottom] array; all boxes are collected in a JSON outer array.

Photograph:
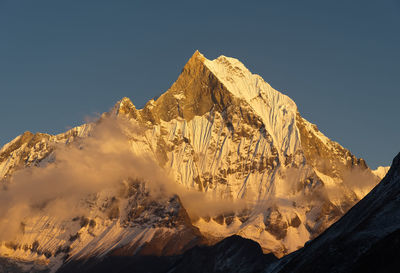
[[120, 52, 301, 155], [191, 49, 205, 60], [113, 97, 138, 119]]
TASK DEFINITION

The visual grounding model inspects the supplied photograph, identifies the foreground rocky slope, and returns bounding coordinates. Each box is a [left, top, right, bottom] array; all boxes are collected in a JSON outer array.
[[56, 235, 277, 273], [0, 51, 383, 271]]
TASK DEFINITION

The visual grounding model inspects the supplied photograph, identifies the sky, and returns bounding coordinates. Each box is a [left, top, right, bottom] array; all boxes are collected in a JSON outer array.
[[0, 0, 399, 168]]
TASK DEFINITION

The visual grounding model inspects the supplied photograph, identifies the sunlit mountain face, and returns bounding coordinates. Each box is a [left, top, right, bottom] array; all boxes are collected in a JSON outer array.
[[0, 52, 387, 273]]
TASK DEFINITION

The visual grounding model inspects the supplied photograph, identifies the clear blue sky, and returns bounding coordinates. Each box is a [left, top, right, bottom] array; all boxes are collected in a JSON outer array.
[[1, 0, 399, 168]]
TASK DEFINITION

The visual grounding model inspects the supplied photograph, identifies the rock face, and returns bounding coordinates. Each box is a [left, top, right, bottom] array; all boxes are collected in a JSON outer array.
[[0, 51, 382, 271], [167, 235, 278, 273]]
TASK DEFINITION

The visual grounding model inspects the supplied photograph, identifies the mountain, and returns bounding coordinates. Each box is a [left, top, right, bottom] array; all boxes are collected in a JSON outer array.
[[266, 152, 400, 273], [0, 51, 384, 272], [110, 50, 381, 255]]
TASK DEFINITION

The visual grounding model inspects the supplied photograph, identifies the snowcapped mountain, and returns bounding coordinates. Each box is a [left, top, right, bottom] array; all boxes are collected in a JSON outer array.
[[0, 51, 384, 272]]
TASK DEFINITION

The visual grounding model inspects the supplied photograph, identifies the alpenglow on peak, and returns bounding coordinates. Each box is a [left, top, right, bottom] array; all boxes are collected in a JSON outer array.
[[0, 50, 381, 271], [115, 50, 301, 157]]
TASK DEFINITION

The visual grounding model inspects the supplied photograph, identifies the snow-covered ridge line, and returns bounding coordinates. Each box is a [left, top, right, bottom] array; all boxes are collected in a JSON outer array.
[[0, 123, 94, 180], [202, 52, 300, 157]]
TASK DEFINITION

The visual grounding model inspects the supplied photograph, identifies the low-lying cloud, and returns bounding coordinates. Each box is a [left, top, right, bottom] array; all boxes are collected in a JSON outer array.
[[0, 116, 175, 239], [0, 116, 249, 240], [0, 114, 382, 241]]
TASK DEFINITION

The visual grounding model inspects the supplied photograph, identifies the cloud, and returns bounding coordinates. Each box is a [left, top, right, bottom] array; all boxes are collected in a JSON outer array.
[[342, 165, 380, 199], [0, 115, 250, 240], [0, 113, 380, 242], [0, 116, 174, 240]]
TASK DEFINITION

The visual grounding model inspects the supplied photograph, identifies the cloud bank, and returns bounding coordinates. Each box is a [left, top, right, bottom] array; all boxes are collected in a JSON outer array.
[[0, 116, 249, 240]]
